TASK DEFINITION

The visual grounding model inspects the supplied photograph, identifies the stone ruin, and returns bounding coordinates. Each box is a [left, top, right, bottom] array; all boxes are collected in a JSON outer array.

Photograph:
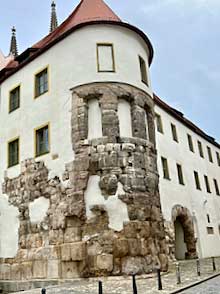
[[0, 82, 168, 280]]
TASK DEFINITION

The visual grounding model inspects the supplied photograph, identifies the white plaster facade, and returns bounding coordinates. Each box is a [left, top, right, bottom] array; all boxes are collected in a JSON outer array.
[[155, 104, 220, 258], [84, 175, 129, 232], [0, 24, 152, 258]]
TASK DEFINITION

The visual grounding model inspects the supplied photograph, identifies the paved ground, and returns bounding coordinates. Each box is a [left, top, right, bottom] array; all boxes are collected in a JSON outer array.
[[182, 276, 220, 293], [4, 257, 220, 294]]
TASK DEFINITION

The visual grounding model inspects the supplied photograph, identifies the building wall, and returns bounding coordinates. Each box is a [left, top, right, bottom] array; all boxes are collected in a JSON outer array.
[[155, 104, 220, 258], [0, 24, 152, 261]]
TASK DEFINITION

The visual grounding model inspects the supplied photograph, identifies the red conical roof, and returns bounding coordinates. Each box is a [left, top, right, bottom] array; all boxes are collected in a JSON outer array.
[[69, 0, 121, 24], [0, 0, 154, 82], [34, 0, 121, 48]]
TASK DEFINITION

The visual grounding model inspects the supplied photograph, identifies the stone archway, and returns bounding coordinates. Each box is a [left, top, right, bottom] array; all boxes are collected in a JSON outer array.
[[172, 205, 197, 260]]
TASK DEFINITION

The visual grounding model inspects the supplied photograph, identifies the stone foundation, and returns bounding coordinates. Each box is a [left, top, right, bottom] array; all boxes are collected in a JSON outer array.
[[0, 82, 168, 280]]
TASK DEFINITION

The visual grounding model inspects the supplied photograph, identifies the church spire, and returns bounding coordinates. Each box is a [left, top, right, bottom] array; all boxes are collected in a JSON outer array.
[[50, 1, 58, 33], [9, 26, 18, 57]]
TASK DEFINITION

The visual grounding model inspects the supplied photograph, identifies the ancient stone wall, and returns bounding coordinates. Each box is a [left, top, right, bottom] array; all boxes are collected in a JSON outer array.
[[0, 82, 168, 280]]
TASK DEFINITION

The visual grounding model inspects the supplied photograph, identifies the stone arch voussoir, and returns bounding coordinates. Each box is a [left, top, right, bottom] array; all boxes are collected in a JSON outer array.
[[172, 205, 197, 259]]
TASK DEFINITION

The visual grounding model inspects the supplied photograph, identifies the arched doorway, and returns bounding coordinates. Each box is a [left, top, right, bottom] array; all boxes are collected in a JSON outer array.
[[174, 217, 187, 260], [172, 205, 197, 260]]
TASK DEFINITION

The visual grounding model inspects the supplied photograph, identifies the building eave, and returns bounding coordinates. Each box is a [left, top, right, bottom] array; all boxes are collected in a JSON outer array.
[[0, 20, 154, 84], [154, 94, 220, 149]]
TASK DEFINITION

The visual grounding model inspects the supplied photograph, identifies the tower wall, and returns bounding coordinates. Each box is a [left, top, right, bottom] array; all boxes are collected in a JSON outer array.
[[0, 82, 168, 279]]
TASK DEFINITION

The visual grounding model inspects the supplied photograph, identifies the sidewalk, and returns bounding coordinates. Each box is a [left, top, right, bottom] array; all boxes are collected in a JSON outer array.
[[3, 257, 220, 294]]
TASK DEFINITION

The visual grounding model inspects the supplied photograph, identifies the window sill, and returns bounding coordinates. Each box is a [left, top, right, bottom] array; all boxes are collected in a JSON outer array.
[[34, 90, 49, 99], [163, 177, 171, 181], [8, 163, 19, 169], [9, 107, 20, 114], [35, 151, 50, 158]]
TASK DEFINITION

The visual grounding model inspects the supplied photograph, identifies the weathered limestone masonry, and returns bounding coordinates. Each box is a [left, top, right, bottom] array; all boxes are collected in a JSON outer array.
[[0, 82, 168, 281]]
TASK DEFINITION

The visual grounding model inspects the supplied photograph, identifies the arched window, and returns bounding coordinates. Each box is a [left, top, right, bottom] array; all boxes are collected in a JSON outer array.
[[118, 99, 132, 137], [88, 99, 102, 140]]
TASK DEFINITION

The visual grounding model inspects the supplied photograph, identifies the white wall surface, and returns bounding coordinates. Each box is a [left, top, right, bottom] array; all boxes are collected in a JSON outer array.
[[29, 197, 50, 224], [0, 195, 19, 257], [84, 175, 129, 231], [118, 99, 132, 137], [88, 99, 102, 140], [155, 104, 220, 258]]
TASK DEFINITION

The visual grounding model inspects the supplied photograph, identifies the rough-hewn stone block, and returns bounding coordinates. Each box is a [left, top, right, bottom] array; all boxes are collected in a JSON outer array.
[[33, 260, 47, 279], [96, 254, 113, 272]]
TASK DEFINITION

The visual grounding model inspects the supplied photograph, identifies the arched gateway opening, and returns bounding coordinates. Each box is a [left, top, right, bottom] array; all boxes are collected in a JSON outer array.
[[172, 205, 197, 260]]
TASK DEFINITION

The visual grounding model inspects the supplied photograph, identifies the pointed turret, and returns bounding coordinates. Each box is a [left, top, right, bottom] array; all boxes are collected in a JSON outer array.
[[9, 26, 18, 57], [50, 1, 58, 33]]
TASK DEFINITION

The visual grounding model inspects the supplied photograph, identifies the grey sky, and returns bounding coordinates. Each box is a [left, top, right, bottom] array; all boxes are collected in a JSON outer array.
[[1, 0, 219, 140]]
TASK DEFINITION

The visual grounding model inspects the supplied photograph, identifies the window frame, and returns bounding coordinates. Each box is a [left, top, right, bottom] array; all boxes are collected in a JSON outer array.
[[96, 43, 116, 73], [207, 214, 211, 224], [213, 179, 220, 196], [8, 137, 20, 168], [155, 113, 163, 134], [207, 146, 213, 163], [34, 66, 49, 98], [171, 123, 178, 142], [207, 226, 214, 235], [216, 152, 220, 167], [197, 141, 204, 158], [187, 134, 194, 153], [176, 163, 184, 185], [9, 84, 21, 113], [204, 175, 211, 193], [139, 55, 148, 86], [161, 157, 170, 180], [34, 123, 50, 157], [194, 171, 201, 190]]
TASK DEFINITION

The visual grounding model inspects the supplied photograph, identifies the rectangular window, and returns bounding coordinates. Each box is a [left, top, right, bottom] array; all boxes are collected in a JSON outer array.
[[213, 179, 220, 196], [35, 124, 50, 157], [156, 114, 163, 133], [139, 56, 148, 85], [197, 141, 204, 158], [8, 138, 19, 167], [207, 146, 213, 163], [97, 43, 115, 72], [207, 214, 211, 223], [171, 123, 178, 142], [187, 134, 194, 152], [35, 67, 48, 98], [207, 227, 214, 235], [204, 175, 211, 193], [161, 157, 170, 180], [194, 171, 201, 190], [177, 164, 184, 185], [9, 85, 20, 113], [216, 152, 220, 166]]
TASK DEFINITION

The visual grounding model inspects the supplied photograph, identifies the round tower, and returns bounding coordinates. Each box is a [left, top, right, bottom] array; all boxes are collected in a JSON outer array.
[[67, 0, 168, 276], [0, 0, 168, 281]]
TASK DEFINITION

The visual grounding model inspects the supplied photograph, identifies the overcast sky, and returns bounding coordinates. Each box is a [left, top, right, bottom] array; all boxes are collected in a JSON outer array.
[[1, 0, 219, 140]]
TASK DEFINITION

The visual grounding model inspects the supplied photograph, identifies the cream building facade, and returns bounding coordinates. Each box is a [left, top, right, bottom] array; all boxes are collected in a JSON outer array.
[[0, 0, 219, 283]]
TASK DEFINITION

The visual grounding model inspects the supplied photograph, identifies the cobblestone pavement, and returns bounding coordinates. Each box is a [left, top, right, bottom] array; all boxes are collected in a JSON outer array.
[[9, 257, 220, 294], [182, 276, 220, 293]]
